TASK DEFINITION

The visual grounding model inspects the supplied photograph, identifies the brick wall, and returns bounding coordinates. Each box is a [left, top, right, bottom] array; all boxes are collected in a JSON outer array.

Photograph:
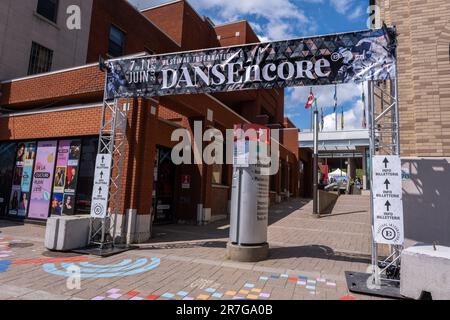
[[86, 0, 180, 63], [215, 21, 260, 47], [0, 65, 104, 108], [0, 107, 102, 141], [379, 0, 450, 157]]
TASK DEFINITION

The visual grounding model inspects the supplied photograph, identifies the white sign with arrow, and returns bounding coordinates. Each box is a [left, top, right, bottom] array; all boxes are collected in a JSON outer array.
[[372, 155, 404, 245], [90, 154, 112, 219]]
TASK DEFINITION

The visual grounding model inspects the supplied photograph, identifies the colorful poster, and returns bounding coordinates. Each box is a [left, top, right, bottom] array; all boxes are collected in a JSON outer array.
[[28, 141, 57, 220], [50, 193, 63, 216], [51, 140, 81, 216], [8, 142, 36, 217]]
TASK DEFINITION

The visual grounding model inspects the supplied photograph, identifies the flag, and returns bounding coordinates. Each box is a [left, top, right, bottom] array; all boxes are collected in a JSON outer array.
[[341, 107, 345, 130], [333, 84, 338, 113], [305, 88, 315, 109], [361, 83, 367, 129], [321, 108, 324, 131], [334, 84, 338, 131]]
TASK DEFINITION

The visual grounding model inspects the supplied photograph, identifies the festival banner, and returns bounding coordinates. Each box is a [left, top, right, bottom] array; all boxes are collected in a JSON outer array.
[[63, 140, 81, 215], [106, 28, 396, 99], [51, 140, 81, 216], [8, 142, 36, 217], [28, 141, 57, 220]]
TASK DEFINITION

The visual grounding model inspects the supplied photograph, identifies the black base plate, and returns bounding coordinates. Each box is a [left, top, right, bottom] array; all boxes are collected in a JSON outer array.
[[71, 245, 137, 257], [345, 271, 405, 299]]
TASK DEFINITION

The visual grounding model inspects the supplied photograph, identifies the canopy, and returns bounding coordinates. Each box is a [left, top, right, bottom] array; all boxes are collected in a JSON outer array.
[[329, 169, 347, 177]]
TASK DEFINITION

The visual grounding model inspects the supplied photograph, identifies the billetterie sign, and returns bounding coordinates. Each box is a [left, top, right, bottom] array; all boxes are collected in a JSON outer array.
[[106, 28, 396, 99]]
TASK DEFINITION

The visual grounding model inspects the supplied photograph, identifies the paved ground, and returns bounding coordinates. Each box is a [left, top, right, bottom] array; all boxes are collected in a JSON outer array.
[[0, 195, 383, 300]]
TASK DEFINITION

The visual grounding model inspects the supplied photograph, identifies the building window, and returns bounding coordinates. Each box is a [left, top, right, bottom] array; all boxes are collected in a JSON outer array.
[[28, 42, 53, 75], [36, 0, 59, 23], [108, 25, 126, 57]]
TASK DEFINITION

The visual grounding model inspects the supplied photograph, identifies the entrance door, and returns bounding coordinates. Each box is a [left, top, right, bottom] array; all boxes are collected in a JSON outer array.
[[152, 147, 176, 224]]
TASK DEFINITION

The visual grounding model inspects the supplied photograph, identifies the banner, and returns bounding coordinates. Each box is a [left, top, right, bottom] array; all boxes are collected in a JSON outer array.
[[28, 141, 57, 220], [51, 140, 81, 216], [106, 28, 396, 99], [8, 142, 36, 217]]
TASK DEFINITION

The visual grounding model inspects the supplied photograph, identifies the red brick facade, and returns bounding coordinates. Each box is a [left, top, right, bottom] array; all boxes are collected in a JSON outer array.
[[0, 0, 300, 237]]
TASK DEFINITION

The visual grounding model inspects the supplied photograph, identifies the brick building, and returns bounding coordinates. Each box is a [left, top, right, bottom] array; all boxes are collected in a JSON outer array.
[[376, 0, 450, 245], [0, 0, 300, 243]]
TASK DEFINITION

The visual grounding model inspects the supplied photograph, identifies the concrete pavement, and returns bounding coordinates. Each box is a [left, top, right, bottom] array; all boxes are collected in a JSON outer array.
[[0, 196, 383, 300]]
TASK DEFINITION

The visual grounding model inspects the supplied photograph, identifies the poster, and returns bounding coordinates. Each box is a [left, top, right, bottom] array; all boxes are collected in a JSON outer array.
[[51, 140, 81, 216], [106, 28, 397, 99], [8, 142, 36, 217], [28, 141, 57, 220], [0, 143, 16, 216]]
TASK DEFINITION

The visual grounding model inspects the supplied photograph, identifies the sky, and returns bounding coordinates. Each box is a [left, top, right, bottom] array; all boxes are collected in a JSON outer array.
[[128, 0, 370, 131]]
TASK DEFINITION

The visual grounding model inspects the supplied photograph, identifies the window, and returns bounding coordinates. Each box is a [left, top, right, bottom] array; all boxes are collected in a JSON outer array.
[[37, 0, 59, 23], [108, 26, 126, 57], [28, 42, 53, 75]]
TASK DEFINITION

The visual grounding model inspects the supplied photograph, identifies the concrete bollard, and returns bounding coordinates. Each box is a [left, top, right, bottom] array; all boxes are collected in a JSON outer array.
[[45, 216, 91, 251], [400, 244, 450, 300]]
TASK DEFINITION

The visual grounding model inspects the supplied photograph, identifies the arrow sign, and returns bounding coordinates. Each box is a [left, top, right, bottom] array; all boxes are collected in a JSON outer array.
[[384, 179, 391, 190], [385, 200, 391, 211], [383, 157, 389, 168], [91, 154, 112, 219]]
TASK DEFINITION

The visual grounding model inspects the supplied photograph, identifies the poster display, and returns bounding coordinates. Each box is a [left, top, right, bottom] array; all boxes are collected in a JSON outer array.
[[28, 141, 57, 220], [106, 28, 397, 99], [0, 143, 16, 216], [51, 140, 81, 216], [8, 142, 36, 217]]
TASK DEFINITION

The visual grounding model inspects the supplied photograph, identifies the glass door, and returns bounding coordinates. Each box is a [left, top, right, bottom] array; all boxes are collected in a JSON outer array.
[[153, 147, 176, 224]]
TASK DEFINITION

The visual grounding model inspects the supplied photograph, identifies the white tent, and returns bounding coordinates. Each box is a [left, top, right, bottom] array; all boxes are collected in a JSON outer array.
[[328, 169, 347, 177]]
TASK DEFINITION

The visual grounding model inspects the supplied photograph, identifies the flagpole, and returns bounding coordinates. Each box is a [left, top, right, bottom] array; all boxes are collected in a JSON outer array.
[[313, 98, 319, 217], [334, 84, 338, 131]]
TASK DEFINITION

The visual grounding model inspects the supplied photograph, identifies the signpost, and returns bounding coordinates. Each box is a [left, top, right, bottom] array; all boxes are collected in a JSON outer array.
[[90, 154, 112, 219], [372, 155, 404, 245]]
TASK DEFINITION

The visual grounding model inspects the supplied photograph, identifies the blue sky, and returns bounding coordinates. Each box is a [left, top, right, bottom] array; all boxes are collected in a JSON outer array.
[[129, 0, 370, 131]]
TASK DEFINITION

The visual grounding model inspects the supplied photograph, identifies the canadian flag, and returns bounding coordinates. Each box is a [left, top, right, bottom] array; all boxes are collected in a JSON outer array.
[[305, 90, 315, 109]]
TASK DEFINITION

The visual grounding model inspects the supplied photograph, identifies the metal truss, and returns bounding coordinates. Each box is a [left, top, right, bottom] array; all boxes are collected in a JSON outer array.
[[367, 73, 402, 286], [88, 95, 128, 249]]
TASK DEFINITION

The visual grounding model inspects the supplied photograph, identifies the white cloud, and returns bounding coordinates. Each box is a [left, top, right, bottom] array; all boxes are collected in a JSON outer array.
[[322, 100, 366, 131], [330, 0, 366, 21], [285, 83, 363, 111], [348, 6, 364, 20], [189, 0, 311, 40], [329, 0, 353, 15]]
